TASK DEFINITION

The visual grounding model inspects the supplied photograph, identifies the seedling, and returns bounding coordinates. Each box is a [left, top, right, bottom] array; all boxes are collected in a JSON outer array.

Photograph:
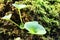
[[1, 3, 46, 35], [24, 21, 46, 35]]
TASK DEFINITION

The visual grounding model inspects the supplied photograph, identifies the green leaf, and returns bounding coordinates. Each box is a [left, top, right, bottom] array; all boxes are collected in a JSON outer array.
[[12, 4, 26, 9], [1, 14, 12, 20], [24, 21, 46, 35]]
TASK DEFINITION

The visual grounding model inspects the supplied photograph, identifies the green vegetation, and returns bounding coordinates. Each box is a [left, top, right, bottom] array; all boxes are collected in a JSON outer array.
[[24, 21, 46, 35], [0, 0, 60, 40]]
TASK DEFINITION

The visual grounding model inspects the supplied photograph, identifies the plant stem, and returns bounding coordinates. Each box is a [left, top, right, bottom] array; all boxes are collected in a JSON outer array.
[[18, 9, 23, 24], [9, 19, 19, 27]]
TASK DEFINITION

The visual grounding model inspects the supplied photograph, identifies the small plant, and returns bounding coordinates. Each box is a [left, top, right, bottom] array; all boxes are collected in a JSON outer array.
[[24, 21, 46, 35], [1, 3, 46, 35]]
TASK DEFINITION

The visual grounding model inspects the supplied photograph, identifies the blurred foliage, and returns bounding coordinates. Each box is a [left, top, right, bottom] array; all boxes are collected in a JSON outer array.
[[0, 0, 4, 3], [0, 0, 60, 40]]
